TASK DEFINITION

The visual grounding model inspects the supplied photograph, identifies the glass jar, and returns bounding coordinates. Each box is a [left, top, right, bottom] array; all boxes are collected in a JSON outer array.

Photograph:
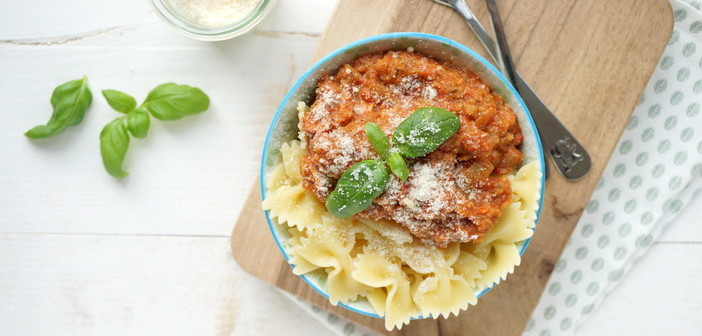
[[150, 0, 277, 41]]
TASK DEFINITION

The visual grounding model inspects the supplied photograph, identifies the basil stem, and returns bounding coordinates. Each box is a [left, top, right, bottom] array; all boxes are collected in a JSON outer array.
[[100, 117, 130, 178], [139, 83, 210, 121], [392, 107, 460, 158], [364, 122, 391, 158], [25, 77, 92, 139], [386, 152, 409, 181], [102, 89, 137, 114], [326, 160, 389, 219], [127, 108, 150, 139]]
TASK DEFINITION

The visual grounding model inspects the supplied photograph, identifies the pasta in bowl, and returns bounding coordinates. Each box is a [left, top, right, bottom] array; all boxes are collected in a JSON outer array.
[[260, 33, 545, 330]]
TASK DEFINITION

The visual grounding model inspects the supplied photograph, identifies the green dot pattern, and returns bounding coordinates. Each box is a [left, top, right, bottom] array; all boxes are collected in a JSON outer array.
[[527, 3, 702, 335], [327, 314, 339, 324], [342, 323, 355, 335], [591, 258, 605, 271], [649, 104, 662, 118]]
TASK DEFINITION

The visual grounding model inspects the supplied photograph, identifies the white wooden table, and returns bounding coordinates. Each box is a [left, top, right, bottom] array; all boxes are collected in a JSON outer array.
[[0, 1, 699, 335]]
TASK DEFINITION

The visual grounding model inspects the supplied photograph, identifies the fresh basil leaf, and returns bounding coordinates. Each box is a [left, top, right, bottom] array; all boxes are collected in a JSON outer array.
[[326, 160, 389, 219], [127, 108, 150, 139], [102, 89, 136, 114], [25, 77, 92, 138], [100, 117, 130, 178], [140, 83, 210, 120], [364, 122, 390, 158], [386, 152, 409, 181], [392, 107, 460, 158]]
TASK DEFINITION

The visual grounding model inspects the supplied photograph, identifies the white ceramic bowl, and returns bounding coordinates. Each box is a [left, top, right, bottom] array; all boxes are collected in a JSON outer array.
[[260, 32, 546, 318]]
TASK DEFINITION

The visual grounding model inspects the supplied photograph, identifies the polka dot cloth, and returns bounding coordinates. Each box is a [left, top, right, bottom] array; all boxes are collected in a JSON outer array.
[[282, 292, 378, 336], [526, 1, 702, 335], [285, 1, 702, 335]]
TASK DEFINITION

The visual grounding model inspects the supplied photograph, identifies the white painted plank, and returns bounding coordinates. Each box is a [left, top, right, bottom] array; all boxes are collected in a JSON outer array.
[[0, 0, 157, 40], [0, 35, 315, 236], [1, 234, 698, 336], [0, 0, 337, 41], [576, 243, 702, 336], [0, 234, 332, 336], [0, 25, 322, 51]]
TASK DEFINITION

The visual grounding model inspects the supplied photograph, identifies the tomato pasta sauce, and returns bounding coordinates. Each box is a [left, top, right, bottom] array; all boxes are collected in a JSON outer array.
[[300, 50, 524, 247]]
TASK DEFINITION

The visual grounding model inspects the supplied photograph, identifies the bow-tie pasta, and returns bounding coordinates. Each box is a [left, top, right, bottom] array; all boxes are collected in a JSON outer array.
[[263, 138, 540, 330], [263, 51, 541, 330]]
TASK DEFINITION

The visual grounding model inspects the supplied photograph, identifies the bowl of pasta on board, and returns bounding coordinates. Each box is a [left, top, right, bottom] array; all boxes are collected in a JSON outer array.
[[260, 32, 545, 330]]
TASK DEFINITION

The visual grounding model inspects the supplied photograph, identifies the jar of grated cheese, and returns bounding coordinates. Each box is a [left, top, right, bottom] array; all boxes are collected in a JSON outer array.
[[150, 0, 276, 41]]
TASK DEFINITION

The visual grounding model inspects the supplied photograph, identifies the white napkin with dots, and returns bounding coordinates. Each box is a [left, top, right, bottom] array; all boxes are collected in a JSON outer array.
[[273, 1, 702, 335], [525, 0, 702, 334]]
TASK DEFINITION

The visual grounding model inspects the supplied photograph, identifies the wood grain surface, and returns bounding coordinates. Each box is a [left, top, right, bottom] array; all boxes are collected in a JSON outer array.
[[231, 0, 673, 335]]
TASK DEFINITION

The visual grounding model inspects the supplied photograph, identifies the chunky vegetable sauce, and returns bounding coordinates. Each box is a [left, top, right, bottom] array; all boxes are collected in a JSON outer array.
[[300, 51, 524, 246]]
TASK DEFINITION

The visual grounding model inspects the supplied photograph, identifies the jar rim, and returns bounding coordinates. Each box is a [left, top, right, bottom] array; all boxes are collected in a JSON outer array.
[[150, 0, 276, 41]]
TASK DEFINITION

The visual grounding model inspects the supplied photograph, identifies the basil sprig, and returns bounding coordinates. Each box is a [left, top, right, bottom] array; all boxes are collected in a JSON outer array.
[[325, 107, 460, 218], [127, 109, 150, 139], [393, 107, 460, 158], [364, 123, 390, 158], [140, 83, 210, 120], [99, 83, 210, 178], [102, 89, 136, 113], [386, 152, 409, 181], [25, 77, 92, 139], [100, 118, 130, 178], [325, 160, 389, 219]]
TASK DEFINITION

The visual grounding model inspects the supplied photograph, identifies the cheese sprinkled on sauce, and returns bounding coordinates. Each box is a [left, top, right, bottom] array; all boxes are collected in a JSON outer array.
[[300, 51, 524, 246]]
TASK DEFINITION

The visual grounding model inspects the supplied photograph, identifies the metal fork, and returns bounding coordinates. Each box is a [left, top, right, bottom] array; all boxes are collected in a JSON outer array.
[[433, 0, 591, 181]]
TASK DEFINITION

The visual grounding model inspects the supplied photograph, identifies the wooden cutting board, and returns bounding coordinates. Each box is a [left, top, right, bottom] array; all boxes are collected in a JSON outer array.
[[231, 0, 672, 335]]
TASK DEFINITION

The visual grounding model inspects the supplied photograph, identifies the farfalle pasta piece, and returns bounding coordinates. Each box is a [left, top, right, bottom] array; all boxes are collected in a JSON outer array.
[[392, 241, 452, 275], [296, 102, 309, 147], [266, 164, 289, 191], [510, 162, 542, 226], [263, 140, 542, 331], [284, 227, 319, 274], [263, 184, 325, 232], [452, 251, 488, 288], [442, 242, 462, 267], [292, 217, 370, 304], [473, 242, 521, 289], [315, 214, 356, 248], [352, 253, 419, 330], [281, 140, 305, 184], [413, 268, 476, 318], [358, 220, 454, 275], [357, 219, 413, 245], [287, 238, 322, 275], [365, 287, 388, 317], [481, 202, 533, 246]]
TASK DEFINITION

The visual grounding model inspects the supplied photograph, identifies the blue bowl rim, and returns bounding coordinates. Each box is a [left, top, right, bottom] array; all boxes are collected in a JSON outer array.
[[258, 32, 547, 319]]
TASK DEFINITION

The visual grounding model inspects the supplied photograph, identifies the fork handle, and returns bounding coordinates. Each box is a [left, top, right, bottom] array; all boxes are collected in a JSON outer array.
[[449, 0, 498, 59], [485, 0, 518, 87], [448, 0, 591, 180]]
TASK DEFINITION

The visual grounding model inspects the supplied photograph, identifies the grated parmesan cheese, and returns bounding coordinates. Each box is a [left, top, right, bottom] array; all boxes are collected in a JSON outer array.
[[422, 86, 438, 100], [309, 88, 341, 122], [313, 129, 372, 176], [298, 50, 523, 246], [406, 163, 452, 217], [169, 0, 261, 27]]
